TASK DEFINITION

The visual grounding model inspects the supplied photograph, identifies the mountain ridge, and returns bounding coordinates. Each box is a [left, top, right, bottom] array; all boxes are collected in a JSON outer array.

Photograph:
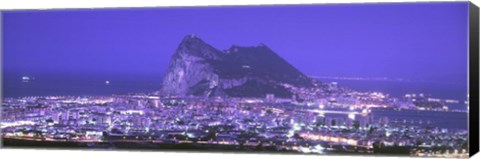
[[160, 34, 315, 98]]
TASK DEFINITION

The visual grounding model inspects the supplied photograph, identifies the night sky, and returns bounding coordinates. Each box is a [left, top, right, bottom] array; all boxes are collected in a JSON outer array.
[[2, 2, 469, 84]]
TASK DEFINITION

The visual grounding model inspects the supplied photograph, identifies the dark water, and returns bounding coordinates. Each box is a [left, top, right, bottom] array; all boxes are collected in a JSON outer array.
[[321, 79, 467, 101], [2, 73, 162, 97], [320, 79, 468, 110]]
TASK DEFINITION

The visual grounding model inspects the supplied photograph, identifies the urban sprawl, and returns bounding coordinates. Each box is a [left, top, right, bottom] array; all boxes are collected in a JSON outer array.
[[1, 82, 469, 158]]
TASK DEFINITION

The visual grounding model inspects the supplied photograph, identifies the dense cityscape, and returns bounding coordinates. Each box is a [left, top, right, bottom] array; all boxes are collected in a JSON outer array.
[[1, 80, 469, 158]]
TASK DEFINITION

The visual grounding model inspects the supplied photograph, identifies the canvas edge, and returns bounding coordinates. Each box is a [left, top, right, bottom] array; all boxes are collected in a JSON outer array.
[[468, 1, 479, 158]]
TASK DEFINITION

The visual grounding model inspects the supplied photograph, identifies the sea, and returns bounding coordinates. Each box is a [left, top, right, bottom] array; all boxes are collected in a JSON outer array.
[[2, 73, 162, 98], [319, 78, 468, 110]]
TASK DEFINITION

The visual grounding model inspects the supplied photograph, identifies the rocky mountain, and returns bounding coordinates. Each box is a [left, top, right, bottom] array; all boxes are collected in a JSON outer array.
[[160, 34, 315, 98]]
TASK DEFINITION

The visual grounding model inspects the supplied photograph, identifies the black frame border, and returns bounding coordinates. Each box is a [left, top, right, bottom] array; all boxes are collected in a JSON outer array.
[[469, 1, 479, 157]]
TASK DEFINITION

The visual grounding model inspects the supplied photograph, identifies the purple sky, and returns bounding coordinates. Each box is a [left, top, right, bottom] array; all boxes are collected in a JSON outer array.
[[2, 2, 469, 84]]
